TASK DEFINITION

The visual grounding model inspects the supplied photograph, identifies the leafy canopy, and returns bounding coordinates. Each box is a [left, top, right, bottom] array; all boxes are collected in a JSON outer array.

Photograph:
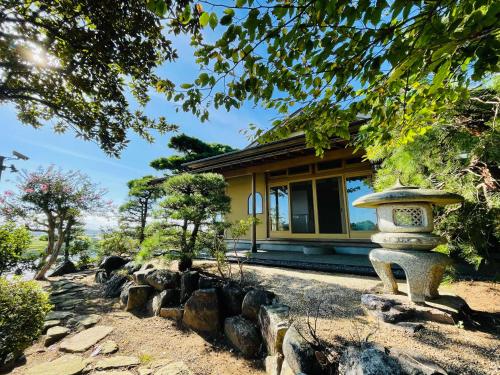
[[150, 133, 237, 173], [119, 175, 163, 242], [166, 0, 499, 152], [0, 166, 108, 279], [0, 0, 198, 155], [156, 173, 230, 257], [373, 84, 499, 269]]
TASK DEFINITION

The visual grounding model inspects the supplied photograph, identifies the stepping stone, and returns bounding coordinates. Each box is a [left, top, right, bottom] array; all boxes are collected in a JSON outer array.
[[46, 311, 74, 321], [45, 326, 70, 346], [67, 314, 101, 329], [43, 320, 61, 333], [100, 340, 119, 354], [95, 355, 140, 370], [154, 362, 194, 375], [25, 354, 85, 375], [60, 325, 114, 353]]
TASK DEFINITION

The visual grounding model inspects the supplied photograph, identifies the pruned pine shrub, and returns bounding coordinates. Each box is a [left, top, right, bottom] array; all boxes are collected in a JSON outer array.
[[0, 277, 52, 364]]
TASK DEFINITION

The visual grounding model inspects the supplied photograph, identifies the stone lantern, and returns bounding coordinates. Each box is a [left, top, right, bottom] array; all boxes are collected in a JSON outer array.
[[353, 180, 463, 303]]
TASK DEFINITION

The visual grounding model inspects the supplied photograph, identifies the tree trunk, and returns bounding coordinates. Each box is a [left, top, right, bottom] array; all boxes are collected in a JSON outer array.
[[34, 220, 66, 280], [64, 217, 74, 261], [139, 204, 147, 244]]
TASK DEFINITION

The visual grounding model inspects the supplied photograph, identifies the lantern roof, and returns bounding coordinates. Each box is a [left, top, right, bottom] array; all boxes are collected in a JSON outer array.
[[353, 179, 463, 208]]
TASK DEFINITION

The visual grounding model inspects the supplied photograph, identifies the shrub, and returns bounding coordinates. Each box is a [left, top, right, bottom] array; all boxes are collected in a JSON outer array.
[[97, 228, 139, 261], [0, 277, 52, 364], [0, 222, 32, 275]]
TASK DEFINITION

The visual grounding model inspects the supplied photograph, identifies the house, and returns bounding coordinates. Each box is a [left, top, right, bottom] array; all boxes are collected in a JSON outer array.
[[183, 120, 380, 268]]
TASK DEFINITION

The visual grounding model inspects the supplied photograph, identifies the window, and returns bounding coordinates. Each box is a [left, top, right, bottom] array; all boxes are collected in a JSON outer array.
[[346, 176, 377, 231], [269, 169, 287, 177], [290, 181, 315, 233], [269, 186, 289, 231], [288, 165, 310, 175], [317, 159, 342, 171], [247, 193, 263, 214], [316, 177, 345, 233]]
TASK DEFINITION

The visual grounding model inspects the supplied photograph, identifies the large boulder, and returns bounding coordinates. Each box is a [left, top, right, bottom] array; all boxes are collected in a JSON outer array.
[[149, 289, 180, 315], [198, 274, 218, 289], [147, 290, 179, 316], [259, 304, 290, 355], [265, 355, 284, 375], [119, 281, 135, 306], [221, 283, 246, 317], [241, 289, 276, 321], [181, 271, 199, 303], [182, 288, 220, 335], [103, 274, 128, 298], [338, 344, 403, 375], [123, 261, 141, 275], [99, 255, 129, 274], [224, 315, 261, 358], [160, 307, 184, 321], [133, 268, 156, 285], [282, 325, 319, 374], [95, 269, 109, 284], [126, 285, 154, 311], [145, 269, 180, 291], [50, 260, 77, 277]]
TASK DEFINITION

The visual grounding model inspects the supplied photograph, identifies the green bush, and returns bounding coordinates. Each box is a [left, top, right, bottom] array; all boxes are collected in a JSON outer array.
[[0, 222, 32, 275], [0, 277, 52, 364], [97, 228, 139, 261]]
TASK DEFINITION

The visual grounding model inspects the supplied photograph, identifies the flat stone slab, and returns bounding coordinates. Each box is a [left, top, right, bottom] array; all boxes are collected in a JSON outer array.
[[25, 354, 85, 375], [60, 325, 114, 353], [95, 355, 140, 370], [155, 362, 194, 375], [361, 293, 470, 325], [46, 311, 75, 321], [99, 340, 119, 354], [43, 319, 61, 333], [45, 326, 70, 346], [68, 314, 101, 329]]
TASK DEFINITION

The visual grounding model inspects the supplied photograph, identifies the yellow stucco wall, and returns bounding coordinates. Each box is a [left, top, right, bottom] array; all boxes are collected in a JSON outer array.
[[225, 174, 266, 240]]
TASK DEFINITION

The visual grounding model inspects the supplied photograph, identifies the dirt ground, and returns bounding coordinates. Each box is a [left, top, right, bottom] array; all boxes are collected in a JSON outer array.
[[12, 260, 500, 375]]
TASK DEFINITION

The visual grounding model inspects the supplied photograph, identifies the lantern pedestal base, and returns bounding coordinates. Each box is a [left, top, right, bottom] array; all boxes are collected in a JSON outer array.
[[369, 248, 453, 303]]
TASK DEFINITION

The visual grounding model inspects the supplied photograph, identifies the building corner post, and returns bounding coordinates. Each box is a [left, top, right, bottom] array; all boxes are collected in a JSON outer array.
[[251, 172, 257, 253]]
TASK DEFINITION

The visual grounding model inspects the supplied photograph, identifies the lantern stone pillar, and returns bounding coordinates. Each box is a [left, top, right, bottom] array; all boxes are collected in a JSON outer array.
[[353, 180, 463, 304]]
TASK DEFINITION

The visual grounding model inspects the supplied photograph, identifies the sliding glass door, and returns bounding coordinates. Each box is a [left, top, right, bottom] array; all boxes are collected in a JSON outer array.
[[316, 177, 345, 234], [268, 173, 376, 238], [290, 181, 315, 233]]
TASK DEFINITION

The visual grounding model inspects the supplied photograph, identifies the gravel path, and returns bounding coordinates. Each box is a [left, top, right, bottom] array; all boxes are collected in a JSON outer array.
[[219, 262, 499, 375]]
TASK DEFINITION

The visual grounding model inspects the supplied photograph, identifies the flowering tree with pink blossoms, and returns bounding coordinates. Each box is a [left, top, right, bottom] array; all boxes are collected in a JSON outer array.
[[0, 166, 109, 280]]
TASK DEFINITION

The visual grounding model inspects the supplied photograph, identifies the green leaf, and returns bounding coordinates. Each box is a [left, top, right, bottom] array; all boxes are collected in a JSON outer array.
[[199, 12, 209, 27], [236, 0, 246, 7], [429, 60, 451, 94], [220, 14, 233, 26], [180, 83, 193, 89], [224, 8, 235, 16], [209, 12, 218, 30]]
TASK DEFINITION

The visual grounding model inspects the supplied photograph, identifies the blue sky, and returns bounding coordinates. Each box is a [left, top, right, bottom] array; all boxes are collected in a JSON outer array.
[[0, 33, 279, 228]]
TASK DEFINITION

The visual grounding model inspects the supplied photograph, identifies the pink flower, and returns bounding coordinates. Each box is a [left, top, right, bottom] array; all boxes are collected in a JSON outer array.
[[3, 191, 13, 197], [25, 188, 34, 193], [40, 184, 48, 192], [106, 200, 113, 206], [0, 197, 4, 204]]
